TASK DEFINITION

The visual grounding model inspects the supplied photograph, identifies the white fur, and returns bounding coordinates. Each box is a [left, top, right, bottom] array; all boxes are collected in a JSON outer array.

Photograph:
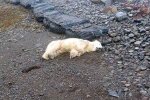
[[42, 38, 102, 60]]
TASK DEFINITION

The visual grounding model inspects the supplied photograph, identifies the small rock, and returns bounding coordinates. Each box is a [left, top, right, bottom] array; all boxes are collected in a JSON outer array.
[[124, 29, 131, 34], [109, 32, 118, 37], [125, 83, 130, 87], [148, 89, 150, 95], [137, 65, 147, 71], [136, 84, 143, 88], [134, 41, 142, 46], [138, 28, 146, 33], [108, 90, 119, 98], [144, 84, 150, 89], [128, 33, 134, 38], [139, 53, 145, 61], [112, 36, 121, 42], [129, 92, 132, 97], [135, 47, 139, 51], [115, 12, 128, 22], [39, 93, 44, 96], [134, 32, 140, 37], [140, 90, 147, 95], [133, 19, 143, 23], [130, 39, 135, 43], [123, 88, 129, 92], [128, 50, 134, 53]]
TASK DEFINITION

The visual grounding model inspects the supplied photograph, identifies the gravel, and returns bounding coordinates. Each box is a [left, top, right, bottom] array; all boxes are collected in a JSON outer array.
[[1, 0, 150, 99]]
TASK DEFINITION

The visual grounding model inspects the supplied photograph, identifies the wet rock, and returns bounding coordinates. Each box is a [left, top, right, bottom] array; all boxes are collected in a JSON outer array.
[[115, 12, 128, 22], [108, 90, 119, 98], [134, 41, 141, 46]]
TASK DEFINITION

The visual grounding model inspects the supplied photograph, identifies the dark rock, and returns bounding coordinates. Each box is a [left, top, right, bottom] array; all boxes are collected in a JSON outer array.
[[20, 0, 43, 8], [136, 83, 143, 88], [101, 38, 112, 46], [33, 4, 55, 22], [144, 84, 150, 89], [43, 10, 89, 34], [8, 0, 20, 4], [139, 53, 145, 61], [133, 19, 143, 23], [66, 25, 108, 40], [90, 0, 101, 4], [138, 28, 146, 33], [115, 12, 128, 22]]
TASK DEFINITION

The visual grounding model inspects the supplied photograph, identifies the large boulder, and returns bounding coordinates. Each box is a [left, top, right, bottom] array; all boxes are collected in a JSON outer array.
[[20, 0, 43, 8], [43, 11, 89, 34], [33, 3, 55, 22]]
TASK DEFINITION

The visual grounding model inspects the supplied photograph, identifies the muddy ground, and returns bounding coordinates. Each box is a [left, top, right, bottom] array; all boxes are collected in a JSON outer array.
[[0, 1, 148, 100]]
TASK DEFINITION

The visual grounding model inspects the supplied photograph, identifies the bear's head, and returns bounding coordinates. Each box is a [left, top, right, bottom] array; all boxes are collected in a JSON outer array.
[[92, 40, 102, 51]]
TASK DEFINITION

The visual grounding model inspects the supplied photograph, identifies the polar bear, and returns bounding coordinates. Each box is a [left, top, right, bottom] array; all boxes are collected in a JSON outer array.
[[42, 38, 102, 60]]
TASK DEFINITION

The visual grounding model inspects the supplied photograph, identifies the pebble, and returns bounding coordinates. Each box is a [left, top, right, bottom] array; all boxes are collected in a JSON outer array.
[[140, 90, 147, 95], [109, 32, 118, 37], [134, 41, 142, 46], [123, 88, 129, 92], [108, 90, 119, 98], [128, 33, 134, 38], [137, 65, 147, 71], [125, 83, 130, 87], [113, 36, 121, 42], [115, 12, 128, 22], [130, 39, 135, 43]]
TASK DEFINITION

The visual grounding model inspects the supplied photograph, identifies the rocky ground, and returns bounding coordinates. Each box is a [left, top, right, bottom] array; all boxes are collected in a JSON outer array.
[[0, 0, 150, 100]]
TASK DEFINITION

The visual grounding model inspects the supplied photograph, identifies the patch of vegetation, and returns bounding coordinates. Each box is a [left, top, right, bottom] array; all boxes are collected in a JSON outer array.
[[0, 6, 27, 31]]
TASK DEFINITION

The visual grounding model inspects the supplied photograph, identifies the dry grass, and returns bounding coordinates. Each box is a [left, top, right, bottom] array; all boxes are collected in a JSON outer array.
[[0, 6, 28, 30]]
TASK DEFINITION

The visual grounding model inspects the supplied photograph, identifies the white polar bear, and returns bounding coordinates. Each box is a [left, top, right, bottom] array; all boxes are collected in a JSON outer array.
[[42, 38, 102, 60]]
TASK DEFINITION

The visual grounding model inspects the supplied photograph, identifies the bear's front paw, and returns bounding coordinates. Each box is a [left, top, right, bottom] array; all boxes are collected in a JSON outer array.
[[42, 53, 49, 60]]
